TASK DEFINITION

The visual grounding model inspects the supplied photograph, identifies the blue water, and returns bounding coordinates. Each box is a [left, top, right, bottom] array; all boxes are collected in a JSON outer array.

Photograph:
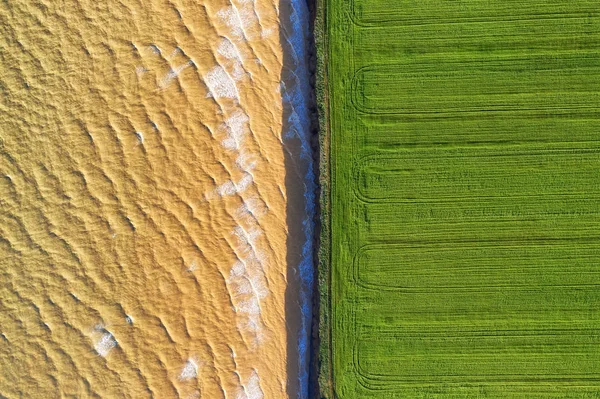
[[281, 0, 316, 397]]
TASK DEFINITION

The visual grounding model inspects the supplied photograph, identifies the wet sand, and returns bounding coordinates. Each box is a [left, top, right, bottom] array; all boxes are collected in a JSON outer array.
[[0, 0, 313, 397]]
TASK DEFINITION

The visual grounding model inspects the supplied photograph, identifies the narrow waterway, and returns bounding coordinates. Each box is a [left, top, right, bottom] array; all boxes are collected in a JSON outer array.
[[279, 0, 318, 396]]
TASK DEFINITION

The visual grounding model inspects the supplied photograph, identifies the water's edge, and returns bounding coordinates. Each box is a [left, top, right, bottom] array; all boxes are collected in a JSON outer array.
[[280, 0, 319, 397]]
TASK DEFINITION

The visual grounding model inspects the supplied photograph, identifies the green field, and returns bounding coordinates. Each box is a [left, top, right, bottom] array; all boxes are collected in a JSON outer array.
[[325, 0, 600, 397]]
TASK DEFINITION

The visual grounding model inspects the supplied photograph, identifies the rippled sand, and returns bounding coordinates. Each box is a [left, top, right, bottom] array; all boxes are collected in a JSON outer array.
[[0, 0, 313, 397]]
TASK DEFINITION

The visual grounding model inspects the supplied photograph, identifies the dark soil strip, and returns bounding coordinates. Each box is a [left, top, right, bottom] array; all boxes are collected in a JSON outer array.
[[307, 0, 333, 396]]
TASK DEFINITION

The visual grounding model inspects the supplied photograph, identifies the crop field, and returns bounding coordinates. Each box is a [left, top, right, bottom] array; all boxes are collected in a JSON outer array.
[[326, 0, 600, 397]]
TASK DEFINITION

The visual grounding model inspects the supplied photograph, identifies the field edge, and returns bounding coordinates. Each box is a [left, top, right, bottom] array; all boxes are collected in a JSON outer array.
[[313, 0, 333, 395]]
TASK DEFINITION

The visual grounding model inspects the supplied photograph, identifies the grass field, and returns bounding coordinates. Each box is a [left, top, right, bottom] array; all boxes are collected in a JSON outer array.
[[325, 0, 600, 397]]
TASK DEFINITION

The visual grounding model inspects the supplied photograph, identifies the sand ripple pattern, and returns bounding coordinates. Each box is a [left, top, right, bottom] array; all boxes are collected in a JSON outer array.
[[0, 0, 311, 397]]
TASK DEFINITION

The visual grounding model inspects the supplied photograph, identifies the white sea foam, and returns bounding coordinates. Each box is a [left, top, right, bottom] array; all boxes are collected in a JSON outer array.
[[136, 66, 148, 75], [238, 296, 261, 316], [217, 180, 237, 197], [228, 284, 262, 337], [217, 173, 253, 197], [179, 358, 199, 380], [217, 38, 240, 60], [236, 370, 264, 399], [230, 260, 246, 278], [236, 150, 258, 172], [159, 61, 192, 89], [246, 370, 264, 399], [227, 239, 269, 339], [228, 259, 266, 301], [238, 7, 256, 35], [217, 7, 244, 38], [233, 262, 268, 301], [168, 46, 182, 59], [95, 332, 117, 357], [232, 63, 246, 81], [234, 225, 261, 249], [234, 225, 267, 269], [205, 66, 239, 99], [187, 260, 198, 272], [148, 44, 161, 55], [217, 3, 259, 40], [221, 110, 249, 150], [236, 278, 253, 295], [236, 197, 266, 219], [217, 39, 247, 81], [261, 28, 274, 38]]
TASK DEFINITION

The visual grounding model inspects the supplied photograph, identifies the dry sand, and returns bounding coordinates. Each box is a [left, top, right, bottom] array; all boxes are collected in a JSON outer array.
[[0, 0, 312, 397]]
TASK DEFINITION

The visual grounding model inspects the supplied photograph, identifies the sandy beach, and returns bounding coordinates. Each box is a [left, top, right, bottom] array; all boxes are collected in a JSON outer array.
[[0, 0, 314, 397]]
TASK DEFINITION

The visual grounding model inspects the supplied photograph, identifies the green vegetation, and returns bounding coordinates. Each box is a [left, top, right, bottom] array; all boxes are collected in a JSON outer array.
[[314, 0, 333, 395], [325, 0, 600, 397]]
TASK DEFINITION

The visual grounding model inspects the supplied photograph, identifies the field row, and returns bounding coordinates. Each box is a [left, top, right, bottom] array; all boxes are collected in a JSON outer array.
[[355, 243, 600, 290], [356, 143, 600, 202], [353, 57, 600, 115], [350, 0, 599, 26]]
